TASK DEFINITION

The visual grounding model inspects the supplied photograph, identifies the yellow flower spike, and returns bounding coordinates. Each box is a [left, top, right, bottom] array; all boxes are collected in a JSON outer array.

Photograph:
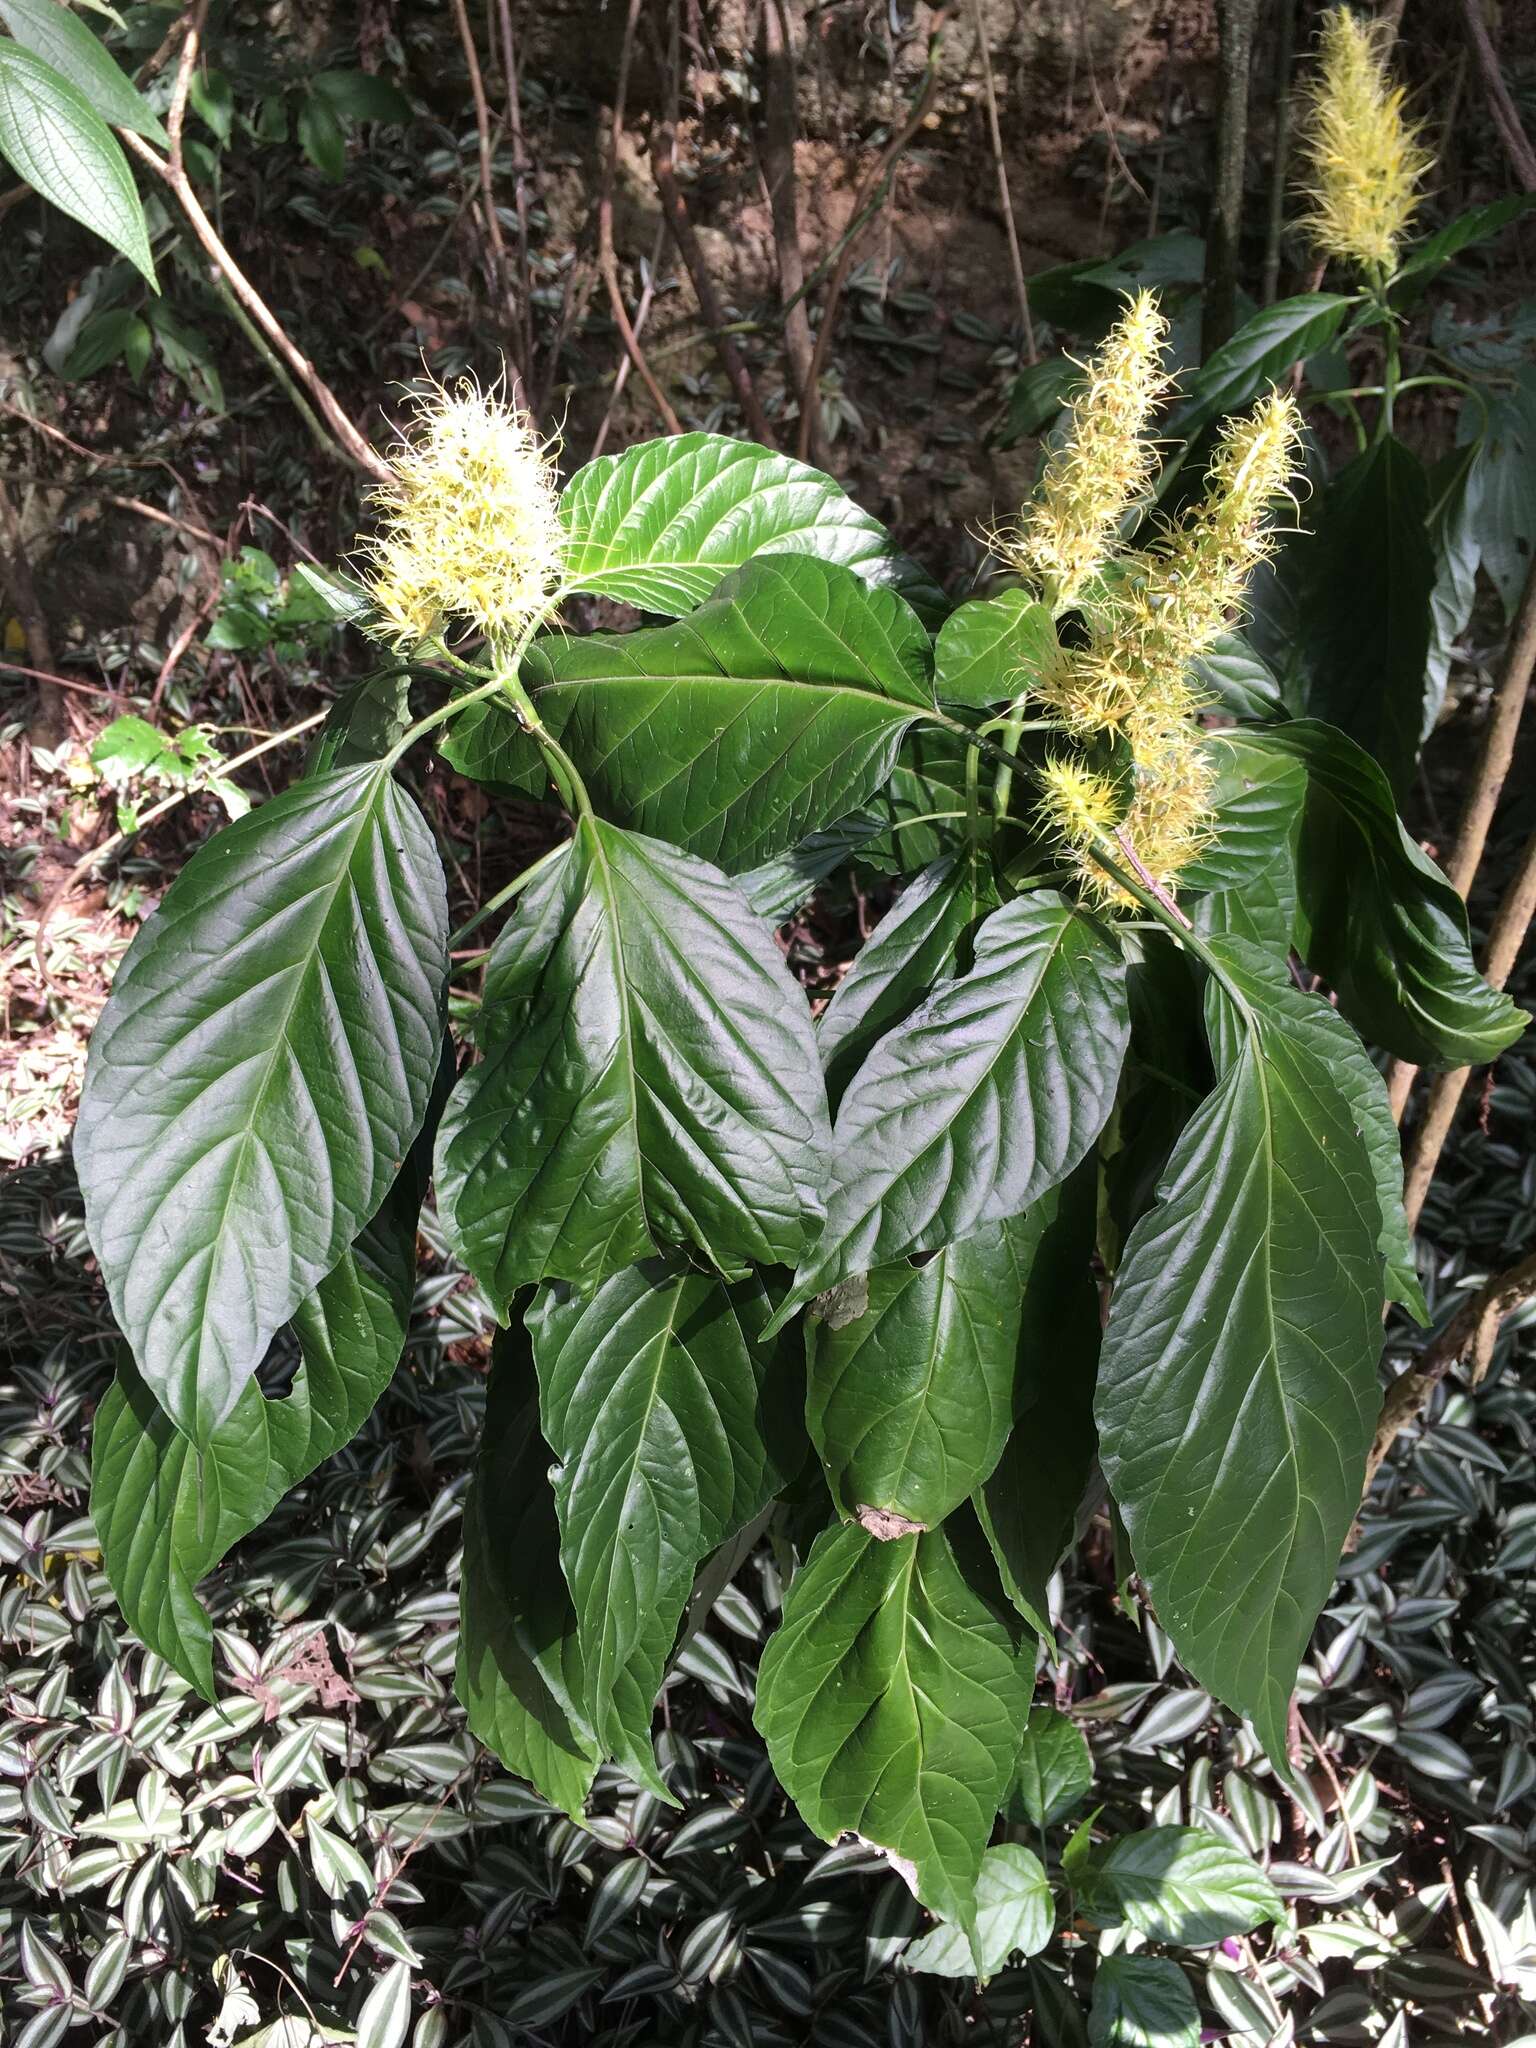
[[999, 289, 1172, 611], [1296, 7, 1431, 278], [359, 377, 565, 652], [1035, 754, 1121, 849]]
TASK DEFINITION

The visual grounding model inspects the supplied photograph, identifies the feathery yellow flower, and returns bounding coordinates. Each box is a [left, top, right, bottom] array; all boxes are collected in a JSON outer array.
[[1036, 753, 1122, 850], [360, 378, 564, 650], [1296, 7, 1431, 277], [998, 290, 1172, 610]]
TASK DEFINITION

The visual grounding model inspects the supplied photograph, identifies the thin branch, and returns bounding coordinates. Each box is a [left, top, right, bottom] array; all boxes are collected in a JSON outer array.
[[0, 476, 62, 742], [969, 0, 1036, 361], [1260, 0, 1296, 305], [450, 0, 525, 390], [755, 0, 822, 461], [493, 0, 536, 384], [596, 0, 681, 435], [652, 122, 777, 446], [1458, 0, 1536, 191], [1203, 0, 1261, 355]]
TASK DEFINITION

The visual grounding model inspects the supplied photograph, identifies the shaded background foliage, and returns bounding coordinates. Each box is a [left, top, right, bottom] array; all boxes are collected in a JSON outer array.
[[2, 0, 1535, 2041]]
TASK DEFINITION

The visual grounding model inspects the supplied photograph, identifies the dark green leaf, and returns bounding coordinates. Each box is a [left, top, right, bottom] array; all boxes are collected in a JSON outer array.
[[1170, 294, 1356, 446], [297, 90, 347, 180], [1191, 631, 1285, 722], [457, 1335, 602, 1818], [1423, 446, 1482, 735], [1290, 435, 1435, 796], [558, 430, 944, 617], [740, 810, 886, 922], [807, 1213, 1040, 1531], [435, 818, 828, 1299], [292, 563, 376, 630], [817, 851, 997, 1110], [1096, 937, 1385, 1762], [0, 0, 166, 140], [1088, 1954, 1200, 2048], [59, 305, 143, 379], [858, 723, 973, 874], [1393, 194, 1536, 287], [1459, 364, 1536, 623], [312, 68, 411, 123], [76, 763, 448, 1441], [530, 1263, 801, 1786], [304, 670, 413, 774], [1006, 1706, 1093, 1829], [901, 1844, 1052, 1977], [776, 892, 1128, 1323], [0, 41, 154, 282], [442, 556, 935, 872], [1078, 1825, 1282, 1945], [933, 593, 1055, 708], [755, 1523, 1028, 1936], [993, 355, 1077, 448], [1249, 719, 1529, 1066], [1179, 732, 1305, 896]]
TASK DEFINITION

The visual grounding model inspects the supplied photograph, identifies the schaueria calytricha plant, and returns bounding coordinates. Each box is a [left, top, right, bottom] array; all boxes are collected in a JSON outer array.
[[78, 315, 1524, 1973]]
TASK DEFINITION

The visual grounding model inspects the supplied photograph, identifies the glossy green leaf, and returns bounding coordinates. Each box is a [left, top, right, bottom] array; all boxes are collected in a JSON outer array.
[[1006, 1706, 1093, 1829], [807, 1213, 1038, 1531], [1096, 938, 1385, 1762], [1291, 434, 1435, 797], [77, 762, 448, 1442], [1169, 293, 1355, 446], [755, 1522, 1028, 1936], [902, 1844, 1053, 1977], [1423, 446, 1482, 737], [1180, 732, 1305, 896], [304, 670, 413, 775], [933, 592, 1055, 708], [817, 850, 997, 1110], [442, 556, 935, 872], [529, 1264, 801, 1784], [1190, 631, 1285, 723], [558, 430, 943, 616], [435, 818, 828, 1300], [1077, 1825, 1282, 1944], [740, 810, 885, 922], [776, 892, 1128, 1324], [858, 723, 973, 874], [457, 1336, 602, 1819], [0, 0, 166, 139], [0, 42, 154, 282], [1250, 719, 1529, 1066], [92, 1152, 423, 1697], [1459, 363, 1536, 623], [974, 1168, 1101, 1633], [1088, 1954, 1200, 2048], [1392, 193, 1536, 287]]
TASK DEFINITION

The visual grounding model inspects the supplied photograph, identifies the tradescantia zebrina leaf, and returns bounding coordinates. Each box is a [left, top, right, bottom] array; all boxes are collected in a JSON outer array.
[[434, 817, 829, 1301], [75, 761, 448, 1443], [440, 554, 936, 872], [1096, 935, 1386, 1765], [528, 1263, 803, 1792], [770, 890, 1129, 1329], [1248, 719, 1529, 1067], [755, 1522, 1028, 1944], [557, 429, 944, 616]]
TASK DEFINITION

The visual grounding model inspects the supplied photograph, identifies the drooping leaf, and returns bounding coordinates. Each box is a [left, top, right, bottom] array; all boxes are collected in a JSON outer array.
[[974, 1166, 1102, 1632], [456, 1335, 602, 1818], [755, 1522, 1028, 1936], [304, 669, 413, 775], [740, 810, 886, 922], [1096, 937, 1385, 1763], [1190, 631, 1285, 723], [775, 892, 1128, 1325], [557, 430, 944, 616], [932, 592, 1055, 708], [1006, 1706, 1093, 1830], [440, 555, 936, 871], [435, 818, 828, 1300], [1392, 193, 1536, 289], [902, 1844, 1053, 1978], [1180, 732, 1305, 896], [857, 723, 974, 875], [817, 850, 998, 1110], [76, 762, 448, 1441], [529, 1264, 802, 1784], [1077, 1825, 1282, 1945], [1088, 1954, 1200, 2048], [1169, 293, 1356, 447], [1422, 446, 1482, 740], [1289, 434, 1435, 797], [0, 0, 166, 139], [1459, 363, 1536, 623], [807, 1212, 1040, 1532], [1248, 719, 1529, 1066], [0, 41, 155, 282]]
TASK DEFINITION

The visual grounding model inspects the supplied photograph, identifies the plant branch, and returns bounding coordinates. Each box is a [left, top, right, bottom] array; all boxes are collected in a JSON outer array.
[[597, 0, 681, 436], [969, 0, 1037, 362], [1260, 0, 1296, 306], [1203, 0, 1261, 355], [755, 0, 822, 461], [1458, 0, 1536, 191]]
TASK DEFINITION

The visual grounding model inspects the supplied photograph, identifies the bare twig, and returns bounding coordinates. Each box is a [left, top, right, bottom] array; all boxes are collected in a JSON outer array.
[[450, 0, 525, 389], [755, 0, 822, 461], [590, 219, 668, 460], [1261, 0, 1296, 305], [796, 10, 951, 461], [652, 122, 777, 446], [151, 587, 221, 710], [1365, 1246, 1536, 1491], [1458, 0, 1536, 190], [596, 0, 681, 435], [969, 0, 1036, 361], [1386, 551, 1536, 1119], [493, 0, 536, 383], [0, 661, 127, 701]]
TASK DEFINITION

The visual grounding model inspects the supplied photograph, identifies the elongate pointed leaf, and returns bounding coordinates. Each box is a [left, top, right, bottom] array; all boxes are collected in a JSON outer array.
[[1088, 1955, 1200, 2048], [1096, 940, 1385, 1763], [1077, 1824, 1282, 1945], [0, 42, 155, 282], [440, 555, 935, 872], [435, 818, 828, 1299], [1169, 293, 1354, 446], [558, 430, 943, 615], [0, 0, 167, 141], [1250, 720, 1529, 1066], [1006, 1706, 1093, 1829], [76, 762, 448, 1441], [529, 1263, 803, 1777], [756, 1522, 1028, 1935], [777, 892, 1128, 1322]]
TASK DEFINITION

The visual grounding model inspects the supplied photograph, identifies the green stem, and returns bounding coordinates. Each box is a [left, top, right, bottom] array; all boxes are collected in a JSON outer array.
[[1083, 826, 1256, 1029], [449, 839, 571, 950]]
